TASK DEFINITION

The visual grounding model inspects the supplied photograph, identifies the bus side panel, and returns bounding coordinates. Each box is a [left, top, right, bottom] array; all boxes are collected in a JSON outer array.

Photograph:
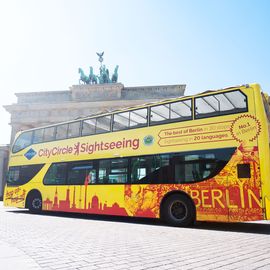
[[123, 145, 263, 222], [4, 164, 50, 209], [4, 185, 26, 208], [36, 144, 263, 222], [4, 145, 263, 222]]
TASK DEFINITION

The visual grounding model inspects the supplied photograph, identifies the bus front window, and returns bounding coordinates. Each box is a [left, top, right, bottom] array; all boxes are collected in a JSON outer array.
[[12, 131, 33, 153], [7, 164, 44, 186]]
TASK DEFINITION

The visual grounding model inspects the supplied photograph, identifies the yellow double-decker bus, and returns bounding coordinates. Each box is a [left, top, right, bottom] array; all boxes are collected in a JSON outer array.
[[4, 83, 270, 226]]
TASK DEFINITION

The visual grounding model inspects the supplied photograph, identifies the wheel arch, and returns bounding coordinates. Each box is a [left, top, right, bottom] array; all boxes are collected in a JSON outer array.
[[25, 189, 42, 209], [159, 190, 196, 220]]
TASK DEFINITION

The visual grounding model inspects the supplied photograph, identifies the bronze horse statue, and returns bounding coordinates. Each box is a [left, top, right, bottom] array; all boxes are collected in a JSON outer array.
[[78, 68, 90, 84], [111, 65, 119, 83], [89, 67, 98, 84]]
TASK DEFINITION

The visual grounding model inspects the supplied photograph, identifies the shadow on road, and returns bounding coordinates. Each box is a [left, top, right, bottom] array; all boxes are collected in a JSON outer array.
[[7, 209, 270, 235], [194, 221, 270, 235]]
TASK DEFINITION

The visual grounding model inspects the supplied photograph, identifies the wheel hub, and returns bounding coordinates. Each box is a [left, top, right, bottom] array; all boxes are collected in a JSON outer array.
[[32, 198, 42, 209], [170, 201, 187, 221]]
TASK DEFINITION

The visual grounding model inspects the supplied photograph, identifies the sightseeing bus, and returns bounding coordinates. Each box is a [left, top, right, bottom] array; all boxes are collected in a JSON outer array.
[[4, 83, 270, 226]]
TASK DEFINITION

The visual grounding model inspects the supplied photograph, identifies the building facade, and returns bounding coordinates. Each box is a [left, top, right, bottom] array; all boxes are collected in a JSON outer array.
[[1, 83, 186, 199]]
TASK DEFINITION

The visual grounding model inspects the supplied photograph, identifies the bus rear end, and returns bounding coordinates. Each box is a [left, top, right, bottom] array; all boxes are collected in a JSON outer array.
[[255, 85, 270, 220]]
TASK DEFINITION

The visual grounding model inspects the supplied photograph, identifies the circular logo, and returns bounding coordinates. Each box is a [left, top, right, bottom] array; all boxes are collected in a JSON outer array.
[[143, 135, 154, 146], [230, 115, 261, 143]]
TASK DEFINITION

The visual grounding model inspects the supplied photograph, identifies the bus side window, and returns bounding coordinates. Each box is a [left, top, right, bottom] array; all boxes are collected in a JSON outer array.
[[109, 158, 128, 183], [98, 160, 110, 184], [98, 159, 128, 184], [131, 157, 148, 183], [173, 151, 227, 183], [82, 118, 96, 136], [33, 129, 44, 144], [55, 124, 68, 140], [195, 90, 247, 119], [68, 121, 81, 138], [129, 108, 148, 128], [96, 115, 111, 134], [44, 163, 67, 185], [113, 112, 129, 131], [131, 155, 170, 184], [7, 167, 20, 185], [150, 99, 192, 126], [67, 162, 94, 185], [43, 126, 56, 142], [170, 100, 192, 121], [150, 104, 169, 125]]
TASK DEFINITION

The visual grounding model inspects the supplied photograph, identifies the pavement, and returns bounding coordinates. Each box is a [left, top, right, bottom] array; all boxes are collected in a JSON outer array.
[[1, 202, 270, 270]]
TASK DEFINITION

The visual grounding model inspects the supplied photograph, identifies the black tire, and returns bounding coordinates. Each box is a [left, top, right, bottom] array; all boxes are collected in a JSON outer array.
[[161, 194, 195, 227], [27, 192, 42, 213]]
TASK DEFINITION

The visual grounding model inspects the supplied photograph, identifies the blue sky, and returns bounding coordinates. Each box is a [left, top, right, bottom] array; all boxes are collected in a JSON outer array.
[[0, 0, 269, 144]]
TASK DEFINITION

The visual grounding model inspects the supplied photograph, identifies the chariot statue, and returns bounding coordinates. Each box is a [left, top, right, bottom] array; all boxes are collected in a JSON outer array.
[[78, 52, 119, 85]]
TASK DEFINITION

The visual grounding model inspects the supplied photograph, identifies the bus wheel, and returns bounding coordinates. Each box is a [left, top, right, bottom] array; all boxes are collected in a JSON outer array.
[[161, 194, 195, 227], [27, 191, 42, 214]]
